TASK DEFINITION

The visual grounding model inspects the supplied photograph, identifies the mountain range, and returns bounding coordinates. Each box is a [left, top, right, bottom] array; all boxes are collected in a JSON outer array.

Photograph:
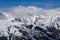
[[0, 11, 60, 40]]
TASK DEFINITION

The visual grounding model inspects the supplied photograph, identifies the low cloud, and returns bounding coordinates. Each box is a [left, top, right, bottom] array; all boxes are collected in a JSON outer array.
[[2, 6, 60, 18]]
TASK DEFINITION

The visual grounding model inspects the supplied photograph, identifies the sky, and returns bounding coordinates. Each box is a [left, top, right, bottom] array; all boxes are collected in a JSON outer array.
[[0, 0, 60, 9]]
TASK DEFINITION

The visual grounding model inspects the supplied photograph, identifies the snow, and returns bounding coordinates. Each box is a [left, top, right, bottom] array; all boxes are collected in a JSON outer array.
[[0, 6, 60, 40]]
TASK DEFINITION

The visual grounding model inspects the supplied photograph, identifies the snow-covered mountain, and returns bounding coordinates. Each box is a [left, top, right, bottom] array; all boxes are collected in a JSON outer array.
[[0, 11, 60, 40]]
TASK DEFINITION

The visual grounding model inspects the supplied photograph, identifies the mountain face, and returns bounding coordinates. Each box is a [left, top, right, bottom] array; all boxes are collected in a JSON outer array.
[[0, 12, 60, 40]]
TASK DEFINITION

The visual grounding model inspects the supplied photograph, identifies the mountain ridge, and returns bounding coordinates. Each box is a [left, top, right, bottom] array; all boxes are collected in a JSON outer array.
[[0, 11, 60, 40]]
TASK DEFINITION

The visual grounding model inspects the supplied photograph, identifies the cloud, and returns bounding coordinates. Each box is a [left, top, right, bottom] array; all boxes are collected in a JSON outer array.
[[2, 6, 60, 18], [6, 6, 45, 17]]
